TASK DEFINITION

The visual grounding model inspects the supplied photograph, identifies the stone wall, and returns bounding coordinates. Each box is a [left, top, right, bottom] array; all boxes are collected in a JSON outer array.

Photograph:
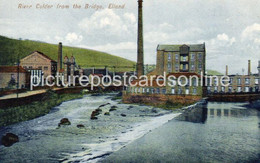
[[123, 92, 202, 106]]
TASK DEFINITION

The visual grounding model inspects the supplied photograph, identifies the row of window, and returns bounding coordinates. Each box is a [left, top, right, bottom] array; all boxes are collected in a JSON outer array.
[[207, 86, 259, 93], [167, 53, 203, 62], [167, 63, 202, 72], [23, 66, 49, 70], [208, 78, 259, 86], [127, 87, 198, 95]]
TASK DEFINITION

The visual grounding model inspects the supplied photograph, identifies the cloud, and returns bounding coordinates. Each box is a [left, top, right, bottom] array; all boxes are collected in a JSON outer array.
[[78, 9, 136, 39], [241, 23, 260, 44], [65, 33, 83, 43]]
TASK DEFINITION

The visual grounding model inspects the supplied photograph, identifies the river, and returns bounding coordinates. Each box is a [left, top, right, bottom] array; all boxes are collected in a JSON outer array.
[[0, 95, 259, 162]]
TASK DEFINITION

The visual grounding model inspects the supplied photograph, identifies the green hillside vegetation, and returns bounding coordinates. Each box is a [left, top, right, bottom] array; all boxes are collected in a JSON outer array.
[[207, 70, 223, 75], [0, 36, 136, 72]]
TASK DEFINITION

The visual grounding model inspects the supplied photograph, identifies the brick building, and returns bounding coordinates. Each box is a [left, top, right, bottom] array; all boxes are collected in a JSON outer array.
[[20, 51, 57, 79], [0, 66, 28, 89]]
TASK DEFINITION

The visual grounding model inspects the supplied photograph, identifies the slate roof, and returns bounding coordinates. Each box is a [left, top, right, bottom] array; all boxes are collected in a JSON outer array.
[[22, 51, 57, 62], [157, 44, 205, 52], [0, 66, 27, 73]]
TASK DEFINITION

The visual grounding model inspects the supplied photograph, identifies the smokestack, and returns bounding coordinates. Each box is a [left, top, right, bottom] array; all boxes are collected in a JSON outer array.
[[248, 60, 251, 76], [225, 65, 228, 76], [58, 42, 62, 72], [137, 0, 144, 77]]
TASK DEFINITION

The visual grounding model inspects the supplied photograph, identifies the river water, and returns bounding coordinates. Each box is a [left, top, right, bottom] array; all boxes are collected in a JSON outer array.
[[0, 94, 178, 162], [102, 102, 260, 163], [0, 95, 259, 162]]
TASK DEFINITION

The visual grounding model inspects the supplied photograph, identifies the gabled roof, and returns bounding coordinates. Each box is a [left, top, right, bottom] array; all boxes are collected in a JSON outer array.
[[157, 44, 205, 52], [21, 51, 57, 62], [0, 66, 27, 73]]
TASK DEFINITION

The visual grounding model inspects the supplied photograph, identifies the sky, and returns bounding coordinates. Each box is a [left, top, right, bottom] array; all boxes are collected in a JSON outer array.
[[0, 0, 260, 74]]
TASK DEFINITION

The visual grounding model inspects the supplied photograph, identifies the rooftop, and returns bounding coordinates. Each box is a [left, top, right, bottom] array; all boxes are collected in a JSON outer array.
[[157, 44, 205, 52], [0, 66, 27, 73]]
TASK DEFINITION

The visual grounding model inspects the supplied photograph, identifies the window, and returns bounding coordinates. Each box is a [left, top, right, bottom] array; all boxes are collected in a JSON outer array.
[[245, 87, 249, 92], [237, 78, 241, 85], [138, 88, 141, 93], [190, 62, 195, 71], [44, 66, 48, 70], [171, 88, 175, 94], [183, 64, 187, 70], [185, 88, 189, 95], [135, 88, 138, 93], [162, 89, 166, 94], [207, 86, 211, 93], [23, 66, 27, 69], [168, 53, 171, 61], [214, 86, 218, 93], [38, 66, 42, 70], [156, 88, 160, 94], [142, 88, 145, 93], [178, 87, 182, 94], [221, 86, 225, 92], [192, 78, 197, 86], [245, 78, 250, 85], [167, 63, 172, 72], [237, 87, 241, 92], [29, 66, 32, 69], [214, 78, 218, 85], [193, 88, 197, 95], [228, 86, 232, 93], [229, 78, 233, 84], [198, 53, 203, 60], [175, 64, 179, 72], [175, 54, 179, 61], [198, 63, 202, 70], [181, 56, 188, 62], [151, 88, 155, 94], [146, 88, 150, 93], [191, 53, 195, 61], [255, 78, 259, 85]]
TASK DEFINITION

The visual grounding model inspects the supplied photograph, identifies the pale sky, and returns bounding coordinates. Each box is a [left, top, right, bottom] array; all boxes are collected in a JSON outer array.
[[0, 0, 260, 74]]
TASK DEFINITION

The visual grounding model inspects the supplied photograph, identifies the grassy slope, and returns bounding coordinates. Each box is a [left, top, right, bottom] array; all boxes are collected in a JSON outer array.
[[0, 36, 136, 72], [207, 69, 223, 75]]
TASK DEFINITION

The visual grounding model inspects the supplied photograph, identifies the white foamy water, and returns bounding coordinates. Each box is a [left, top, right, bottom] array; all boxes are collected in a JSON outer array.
[[63, 113, 180, 163]]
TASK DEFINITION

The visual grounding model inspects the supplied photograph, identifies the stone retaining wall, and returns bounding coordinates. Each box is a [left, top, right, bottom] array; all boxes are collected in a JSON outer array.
[[123, 92, 202, 105]]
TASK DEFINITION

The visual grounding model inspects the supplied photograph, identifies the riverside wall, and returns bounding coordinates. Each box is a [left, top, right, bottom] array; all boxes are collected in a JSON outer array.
[[122, 92, 202, 105]]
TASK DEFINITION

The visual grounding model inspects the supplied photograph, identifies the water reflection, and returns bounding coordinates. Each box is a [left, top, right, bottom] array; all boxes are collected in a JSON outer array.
[[177, 102, 259, 124], [207, 102, 258, 118]]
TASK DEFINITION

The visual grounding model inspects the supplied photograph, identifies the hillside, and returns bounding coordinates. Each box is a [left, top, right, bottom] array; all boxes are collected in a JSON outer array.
[[0, 36, 136, 72], [207, 70, 223, 75]]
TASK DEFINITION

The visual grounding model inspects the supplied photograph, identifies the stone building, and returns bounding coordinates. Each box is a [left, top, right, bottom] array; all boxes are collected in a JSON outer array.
[[0, 66, 28, 89], [20, 51, 57, 79], [155, 44, 206, 75], [124, 43, 206, 105], [207, 60, 259, 94]]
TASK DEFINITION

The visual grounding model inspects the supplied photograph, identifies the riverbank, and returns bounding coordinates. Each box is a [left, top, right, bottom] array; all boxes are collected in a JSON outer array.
[[0, 94, 180, 162], [0, 90, 83, 127]]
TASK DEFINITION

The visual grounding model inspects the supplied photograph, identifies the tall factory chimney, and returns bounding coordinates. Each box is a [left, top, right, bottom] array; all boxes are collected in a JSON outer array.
[[225, 65, 228, 76], [248, 60, 251, 76], [137, 0, 144, 77], [58, 42, 63, 72]]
